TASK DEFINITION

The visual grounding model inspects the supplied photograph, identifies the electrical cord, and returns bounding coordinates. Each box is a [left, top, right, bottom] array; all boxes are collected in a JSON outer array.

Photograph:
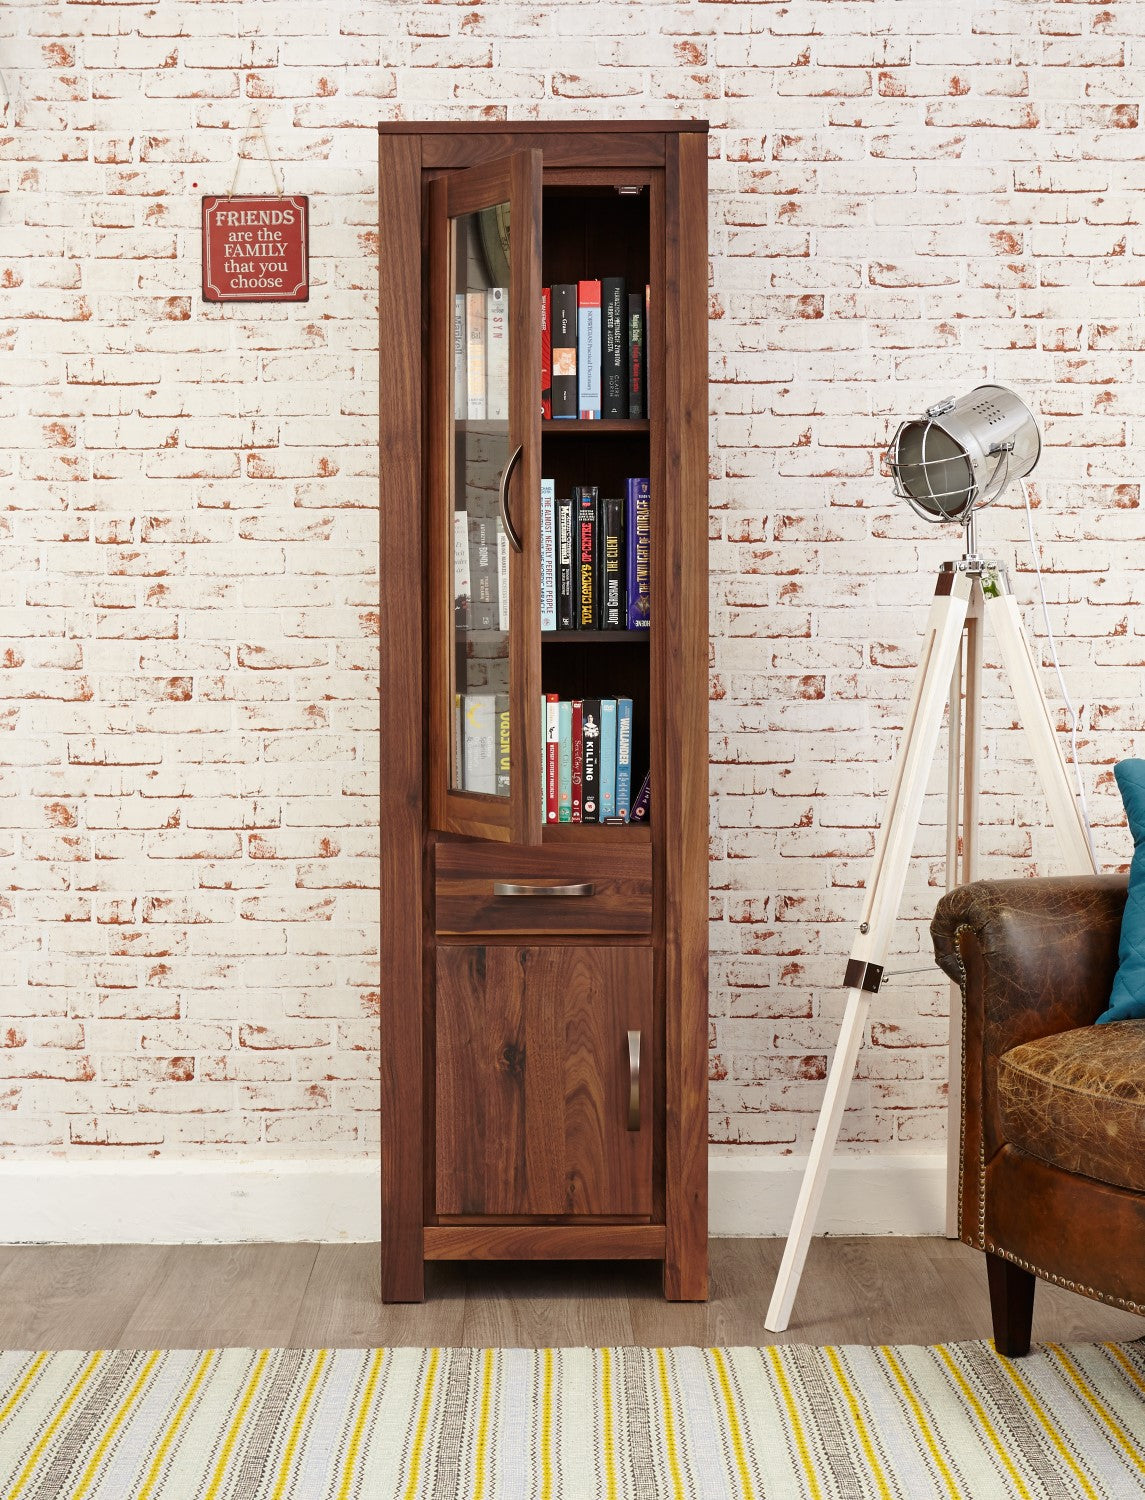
[[1019, 477, 1098, 865]]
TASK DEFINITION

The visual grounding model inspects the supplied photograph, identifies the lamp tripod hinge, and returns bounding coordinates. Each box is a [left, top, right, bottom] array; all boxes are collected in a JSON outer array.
[[843, 958, 884, 994]]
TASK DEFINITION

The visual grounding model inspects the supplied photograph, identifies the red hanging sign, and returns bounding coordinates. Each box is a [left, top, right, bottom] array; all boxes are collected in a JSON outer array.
[[201, 195, 309, 303]]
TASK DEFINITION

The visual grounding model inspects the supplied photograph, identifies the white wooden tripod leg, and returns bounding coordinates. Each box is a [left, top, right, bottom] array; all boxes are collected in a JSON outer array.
[[765, 568, 974, 1333], [984, 586, 1097, 876]]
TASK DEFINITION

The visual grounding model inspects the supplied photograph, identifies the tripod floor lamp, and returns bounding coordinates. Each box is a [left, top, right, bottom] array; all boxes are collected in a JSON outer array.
[[766, 387, 1098, 1333]]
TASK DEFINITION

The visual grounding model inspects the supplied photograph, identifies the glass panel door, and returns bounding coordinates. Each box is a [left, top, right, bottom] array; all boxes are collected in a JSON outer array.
[[428, 151, 542, 844]]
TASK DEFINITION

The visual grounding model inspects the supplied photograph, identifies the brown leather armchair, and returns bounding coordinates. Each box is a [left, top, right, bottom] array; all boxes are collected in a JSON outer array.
[[931, 874, 1145, 1356]]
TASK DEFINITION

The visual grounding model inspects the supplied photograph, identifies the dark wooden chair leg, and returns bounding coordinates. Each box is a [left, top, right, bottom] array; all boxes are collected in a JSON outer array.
[[986, 1252, 1036, 1357]]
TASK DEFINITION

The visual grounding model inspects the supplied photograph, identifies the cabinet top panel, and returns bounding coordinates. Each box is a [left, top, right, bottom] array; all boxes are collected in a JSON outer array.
[[378, 120, 709, 136]]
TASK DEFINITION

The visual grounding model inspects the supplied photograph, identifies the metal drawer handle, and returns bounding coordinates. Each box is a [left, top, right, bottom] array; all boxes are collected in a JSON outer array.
[[497, 443, 523, 554], [627, 1029, 642, 1131], [492, 881, 594, 898]]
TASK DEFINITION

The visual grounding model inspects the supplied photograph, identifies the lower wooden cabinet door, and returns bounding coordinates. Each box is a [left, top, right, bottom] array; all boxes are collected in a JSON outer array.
[[435, 945, 654, 1218]]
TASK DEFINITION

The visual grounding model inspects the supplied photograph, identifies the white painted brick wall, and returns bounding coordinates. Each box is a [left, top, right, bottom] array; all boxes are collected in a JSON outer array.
[[1, 1, 1141, 1170]]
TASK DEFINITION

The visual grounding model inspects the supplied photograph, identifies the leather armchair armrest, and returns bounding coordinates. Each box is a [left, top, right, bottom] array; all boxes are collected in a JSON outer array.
[[930, 874, 1127, 1243]]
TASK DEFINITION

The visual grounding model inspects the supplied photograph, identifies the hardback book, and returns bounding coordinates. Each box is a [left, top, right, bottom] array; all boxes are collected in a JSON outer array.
[[581, 698, 601, 823], [570, 698, 584, 822], [465, 291, 486, 421], [602, 277, 627, 419], [556, 495, 574, 629], [453, 294, 467, 421], [557, 699, 572, 822], [599, 698, 617, 821], [468, 515, 498, 630], [630, 770, 650, 822], [577, 279, 601, 420], [497, 527, 509, 632], [485, 287, 508, 421], [545, 693, 560, 823], [574, 485, 598, 630], [495, 694, 510, 798], [453, 509, 471, 630], [452, 692, 463, 790], [615, 696, 633, 819], [625, 476, 651, 631], [551, 284, 577, 418], [540, 478, 556, 631], [600, 496, 624, 629], [628, 291, 644, 419], [541, 287, 552, 420], [463, 694, 496, 795]]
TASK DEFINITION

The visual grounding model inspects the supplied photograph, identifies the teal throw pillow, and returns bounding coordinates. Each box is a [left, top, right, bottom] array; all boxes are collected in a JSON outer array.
[[1097, 758, 1145, 1024]]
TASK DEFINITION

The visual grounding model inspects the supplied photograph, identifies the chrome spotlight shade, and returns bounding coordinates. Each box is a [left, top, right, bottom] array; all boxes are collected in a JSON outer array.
[[886, 385, 1041, 525]]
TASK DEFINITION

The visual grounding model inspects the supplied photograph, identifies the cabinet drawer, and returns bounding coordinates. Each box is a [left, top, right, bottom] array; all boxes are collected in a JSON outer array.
[[435, 841, 652, 937]]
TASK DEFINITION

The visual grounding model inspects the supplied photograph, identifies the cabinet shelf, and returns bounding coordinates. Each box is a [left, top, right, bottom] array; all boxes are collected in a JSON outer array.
[[543, 419, 649, 434], [542, 630, 649, 644]]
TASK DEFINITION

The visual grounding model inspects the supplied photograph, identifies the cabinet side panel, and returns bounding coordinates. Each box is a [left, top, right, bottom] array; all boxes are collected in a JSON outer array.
[[379, 132, 425, 1302], [660, 130, 710, 1301]]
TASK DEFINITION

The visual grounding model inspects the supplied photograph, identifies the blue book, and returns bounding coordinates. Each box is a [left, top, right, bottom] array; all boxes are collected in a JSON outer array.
[[558, 700, 572, 822], [599, 698, 617, 820], [540, 478, 556, 630], [577, 279, 601, 420], [625, 477, 650, 630], [615, 697, 633, 820]]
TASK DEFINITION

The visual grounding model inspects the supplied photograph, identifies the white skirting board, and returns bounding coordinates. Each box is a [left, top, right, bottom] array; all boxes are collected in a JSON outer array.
[[0, 1152, 948, 1245]]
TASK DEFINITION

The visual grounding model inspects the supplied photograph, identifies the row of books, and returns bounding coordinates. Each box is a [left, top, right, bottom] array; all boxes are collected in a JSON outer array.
[[454, 693, 510, 796], [543, 695, 648, 824], [454, 511, 509, 633], [454, 287, 508, 422], [540, 478, 649, 631], [542, 280, 647, 421]]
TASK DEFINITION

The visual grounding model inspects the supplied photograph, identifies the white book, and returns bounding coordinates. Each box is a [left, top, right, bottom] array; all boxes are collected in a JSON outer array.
[[453, 509, 471, 623], [497, 527, 510, 633], [453, 294, 467, 421], [466, 291, 486, 420], [540, 477, 556, 631], [462, 693, 496, 795], [486, 287, 508, 420], [545, 695, 560, 823]]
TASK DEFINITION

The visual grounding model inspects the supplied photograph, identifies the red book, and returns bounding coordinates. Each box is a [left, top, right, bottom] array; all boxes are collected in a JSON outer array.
[[545, 692, 559, 823], [570, 699, 584, 823], [541, 287, 552, 419]]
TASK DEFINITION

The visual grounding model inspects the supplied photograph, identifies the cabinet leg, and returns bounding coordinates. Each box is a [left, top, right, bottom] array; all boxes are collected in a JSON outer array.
[[381, 1241, 425, 1304], [662, 1246, 708, 1302], [986, 1251, 1035, 1357]]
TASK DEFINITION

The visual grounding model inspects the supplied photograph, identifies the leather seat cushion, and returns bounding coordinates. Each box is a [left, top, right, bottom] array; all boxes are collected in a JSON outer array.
[[997, 1021, 1145, 1194]]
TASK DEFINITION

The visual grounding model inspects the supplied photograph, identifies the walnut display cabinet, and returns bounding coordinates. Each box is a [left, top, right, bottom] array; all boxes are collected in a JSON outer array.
[[378, 121, 708, 1302]]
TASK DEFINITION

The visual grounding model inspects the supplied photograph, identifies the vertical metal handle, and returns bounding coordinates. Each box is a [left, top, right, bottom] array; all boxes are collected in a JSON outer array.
[[627, 1029, 641, 1131], [498, 443, 523, 553]]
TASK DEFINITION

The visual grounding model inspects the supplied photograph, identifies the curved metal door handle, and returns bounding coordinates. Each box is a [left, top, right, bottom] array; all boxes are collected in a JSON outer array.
[[627, 1029, 642, 1131], [498, 443, 524, 553], [492, 881, 594, 898]]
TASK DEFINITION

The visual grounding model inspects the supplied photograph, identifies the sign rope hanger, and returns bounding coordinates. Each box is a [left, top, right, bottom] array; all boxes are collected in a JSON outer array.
[[227, 108, 284, 199], [765, 387, 1098, 1334]]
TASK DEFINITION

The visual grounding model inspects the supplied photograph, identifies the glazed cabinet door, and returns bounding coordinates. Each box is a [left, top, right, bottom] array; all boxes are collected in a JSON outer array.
[[427, 150, 543, 845], [436, 945, 653, 1218]]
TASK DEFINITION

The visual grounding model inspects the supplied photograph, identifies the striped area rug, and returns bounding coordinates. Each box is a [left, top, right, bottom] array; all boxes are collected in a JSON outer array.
[[1, 1342, 1144, 1498]]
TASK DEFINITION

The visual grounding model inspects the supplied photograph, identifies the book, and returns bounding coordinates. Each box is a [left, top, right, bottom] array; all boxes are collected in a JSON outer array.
[[628, 291, 644, 419], [625, 476, 650, 631], [570, 698, 584, 822], [541, 287, 552, 420], [497, 527, 509, 632], [574, 485, 598, 630], [599, 698, 617, 820], [615, 696, 633, 819], [463, 694, 496, 794], [581, 698, 600, 823], [452, 692, 463, 789], [495, 694, 510, 798], [453, 509, 470, 630], [485, 286, 508, 420], [468, 515, 498, 630], [556, 496, 574, 629], [602, 276, 626, 419], [540, 478, 556, 630], [557, 699, 572, 822], [551, 284, 577, 418], [600, 496, 624, 629], [577, 279, 601, 420], [630, 770, 650, 822], [465, 290, 486, 421], [453, 294, 467, 421], [545, 693, 560, 823]]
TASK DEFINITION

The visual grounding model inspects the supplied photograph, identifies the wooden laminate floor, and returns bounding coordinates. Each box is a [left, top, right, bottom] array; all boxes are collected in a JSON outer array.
[[0, 1238, 1141, 1350]]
